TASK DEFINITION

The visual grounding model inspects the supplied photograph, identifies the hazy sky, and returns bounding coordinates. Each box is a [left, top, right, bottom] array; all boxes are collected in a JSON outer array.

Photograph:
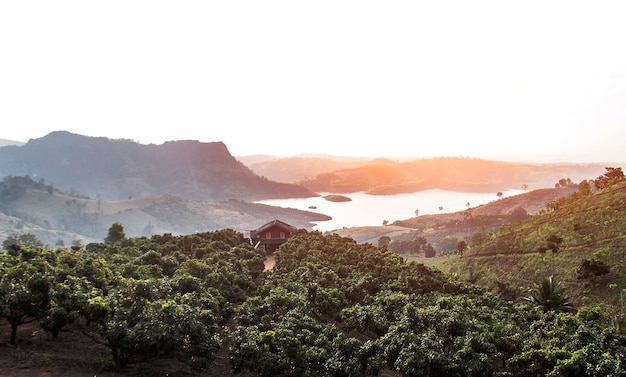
[[1, 1, 625, 163]]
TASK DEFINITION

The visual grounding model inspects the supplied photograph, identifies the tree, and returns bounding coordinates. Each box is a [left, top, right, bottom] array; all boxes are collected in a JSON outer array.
[[455, 240, 467, 255], [105, 222, 126, 244], [424, 243, 436, 258], [509, 206, 528, 221], [375, 298, 504, 377], [594, 167, 625, 189], [40, 306, 79, 339], [524, 276, 574, 313], [0, 258, 52, 344], [231, 309, 367, 376], [578, 179, 592, 195], [97, 279, 220, 369], [414, 209, 420, 217], [2, 233, 20, 252], [3, 233, 44, 252], [40, 275, 96, 338], [378, 236, 391, 248], [576, 259, 610, 279], [497, 191, 503, 199], [389, 236, 428, 256], [71, 238, 84, 251], [546, 234, 564, 253]]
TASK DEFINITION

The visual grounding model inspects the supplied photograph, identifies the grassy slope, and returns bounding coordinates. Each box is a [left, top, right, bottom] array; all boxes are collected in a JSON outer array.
[[431, 180, 626, 323]]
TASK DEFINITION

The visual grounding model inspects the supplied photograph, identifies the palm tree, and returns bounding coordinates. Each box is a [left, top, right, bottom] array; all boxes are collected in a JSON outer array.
[[524, 276, 575, 313]]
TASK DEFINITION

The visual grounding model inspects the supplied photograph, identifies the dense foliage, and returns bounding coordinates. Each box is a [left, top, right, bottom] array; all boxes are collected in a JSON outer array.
[[2, 223, 626, 375], [230, 231, 626, 376], [1, 228, 264, 370]]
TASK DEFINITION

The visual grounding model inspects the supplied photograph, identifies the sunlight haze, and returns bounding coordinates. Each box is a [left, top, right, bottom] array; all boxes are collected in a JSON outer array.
[[1, 1, 625, 163]]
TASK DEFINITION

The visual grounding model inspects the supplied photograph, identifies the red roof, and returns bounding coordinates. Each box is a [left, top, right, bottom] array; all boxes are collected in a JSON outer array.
[[250, 219, 297, 238]]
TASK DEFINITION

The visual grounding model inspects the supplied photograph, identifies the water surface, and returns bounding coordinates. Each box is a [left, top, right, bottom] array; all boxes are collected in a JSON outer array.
[[256, 189, 524, 231]]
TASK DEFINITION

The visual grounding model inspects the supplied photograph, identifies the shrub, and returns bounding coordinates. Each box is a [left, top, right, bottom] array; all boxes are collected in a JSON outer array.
[[576, 259, 610, 279]]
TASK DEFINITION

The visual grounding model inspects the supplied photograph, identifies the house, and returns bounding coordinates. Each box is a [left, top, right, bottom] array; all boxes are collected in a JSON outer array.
[[248, 219, 297, 252]]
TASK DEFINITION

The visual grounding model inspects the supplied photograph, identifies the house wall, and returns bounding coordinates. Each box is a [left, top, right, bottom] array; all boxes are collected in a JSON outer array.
[[261, 226, 291, 239]]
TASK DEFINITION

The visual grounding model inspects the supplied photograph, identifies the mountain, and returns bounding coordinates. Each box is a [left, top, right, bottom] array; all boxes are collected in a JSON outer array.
[[238, 154, 373, 183], [0, 131, 316, 201], [0, 175, 331, 246], [297, 157, 610, 194], [0, 138, 25, 147]]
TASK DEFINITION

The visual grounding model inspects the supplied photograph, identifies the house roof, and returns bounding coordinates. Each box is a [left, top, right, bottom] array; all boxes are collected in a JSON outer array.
[[250, 219, 297, 237]]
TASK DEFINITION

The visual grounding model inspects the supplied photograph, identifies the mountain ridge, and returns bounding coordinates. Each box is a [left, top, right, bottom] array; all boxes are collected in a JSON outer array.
[[296, 157, 609, 194], [0, 131, 316, 201]]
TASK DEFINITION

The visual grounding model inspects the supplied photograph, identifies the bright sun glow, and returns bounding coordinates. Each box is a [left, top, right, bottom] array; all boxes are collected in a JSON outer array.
[[1, 1, 625, 163]]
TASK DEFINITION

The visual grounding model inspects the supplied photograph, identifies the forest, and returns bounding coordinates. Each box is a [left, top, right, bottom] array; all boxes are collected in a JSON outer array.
[[2, 217, 626, 376]]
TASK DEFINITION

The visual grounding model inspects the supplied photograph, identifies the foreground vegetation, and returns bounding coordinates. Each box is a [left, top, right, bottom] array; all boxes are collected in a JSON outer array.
[[1, 228, 265, 372], [2, 225, 626, 375], [231, 231, 626, 376]]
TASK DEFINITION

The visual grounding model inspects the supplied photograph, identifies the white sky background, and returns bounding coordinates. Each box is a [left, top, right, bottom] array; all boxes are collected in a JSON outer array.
[[1, 1, 625, 163]]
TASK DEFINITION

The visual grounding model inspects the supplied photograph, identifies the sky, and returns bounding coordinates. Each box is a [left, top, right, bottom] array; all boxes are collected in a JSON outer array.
[[1, 1, 625, 163]]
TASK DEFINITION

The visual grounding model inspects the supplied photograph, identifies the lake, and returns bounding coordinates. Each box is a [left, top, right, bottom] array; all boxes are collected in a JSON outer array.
[[256, 189, 525, 232]]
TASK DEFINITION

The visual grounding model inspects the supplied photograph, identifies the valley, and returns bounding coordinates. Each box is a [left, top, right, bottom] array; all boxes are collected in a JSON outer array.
[[0, 132, 611, 247], [1, 133, 625, 376]]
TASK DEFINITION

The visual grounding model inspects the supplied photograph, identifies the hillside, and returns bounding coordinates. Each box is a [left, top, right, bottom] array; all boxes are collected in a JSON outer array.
[[0, 131, 316, 201], [298, 156, 609, 194], [464, 179, 626, 257], [432, 176, 626, 319], [0, 176, 330, 246]]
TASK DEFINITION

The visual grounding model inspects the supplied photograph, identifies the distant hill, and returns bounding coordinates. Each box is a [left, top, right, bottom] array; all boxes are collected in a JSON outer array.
[[238, 154, 372, 183], [297, 157, 609, 194], [0, 131, 316, 201], [0, 138, 25, 147], [0, 175, 330, 246]]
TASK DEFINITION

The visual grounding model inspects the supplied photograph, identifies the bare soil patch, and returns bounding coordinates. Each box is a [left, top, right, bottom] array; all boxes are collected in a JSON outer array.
[[0, 320, 213, 377]]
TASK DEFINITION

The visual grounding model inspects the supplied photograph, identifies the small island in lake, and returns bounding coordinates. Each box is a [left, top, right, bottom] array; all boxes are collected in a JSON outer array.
[[323, 194, 352, 202]]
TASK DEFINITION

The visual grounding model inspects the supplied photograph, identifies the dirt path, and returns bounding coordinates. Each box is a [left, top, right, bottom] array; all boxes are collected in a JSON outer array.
[[264, 253, 275, 271]]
